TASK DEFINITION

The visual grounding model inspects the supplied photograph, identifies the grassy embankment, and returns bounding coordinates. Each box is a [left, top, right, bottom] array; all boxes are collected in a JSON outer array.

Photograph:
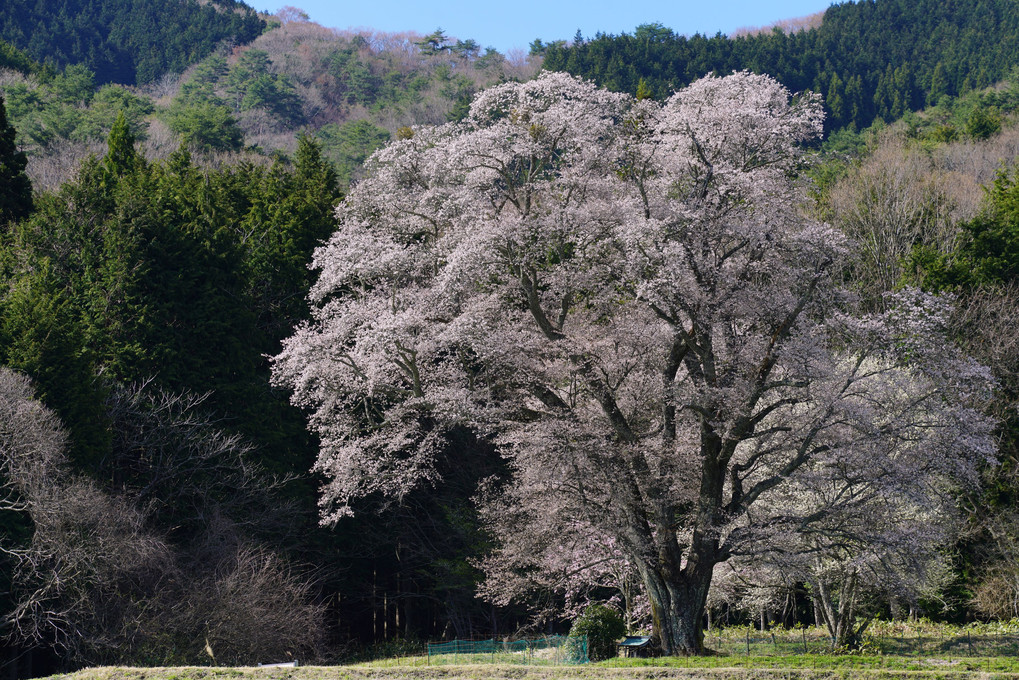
[[42, 661, 1019, 680], [45, 623, 1019, 680]]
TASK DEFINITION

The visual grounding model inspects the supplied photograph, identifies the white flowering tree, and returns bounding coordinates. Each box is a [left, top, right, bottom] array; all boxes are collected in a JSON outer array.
[[712, 418, 965, 648], [272, 71, 995, 654]]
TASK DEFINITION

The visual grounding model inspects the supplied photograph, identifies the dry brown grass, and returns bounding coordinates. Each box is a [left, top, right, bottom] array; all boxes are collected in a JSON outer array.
[[42, 665, 1019, 680]]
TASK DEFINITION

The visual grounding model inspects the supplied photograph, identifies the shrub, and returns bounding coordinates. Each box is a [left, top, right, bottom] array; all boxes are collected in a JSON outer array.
[[569, 603, 626, 661]]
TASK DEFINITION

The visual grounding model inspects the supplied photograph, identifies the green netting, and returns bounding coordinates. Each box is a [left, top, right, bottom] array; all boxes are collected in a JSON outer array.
[[426, 635, 588, 665]]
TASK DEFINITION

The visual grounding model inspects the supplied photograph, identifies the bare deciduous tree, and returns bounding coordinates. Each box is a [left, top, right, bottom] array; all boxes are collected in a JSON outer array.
[[103, 382, 298, 539], [178, 545, 326, 665], [0, 368, 176, 661], [1, 370, 325, 666], [825, 141, 958, 307]]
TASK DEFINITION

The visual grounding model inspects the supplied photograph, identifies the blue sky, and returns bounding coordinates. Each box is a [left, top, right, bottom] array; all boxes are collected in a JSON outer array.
[[267, 0, 837, 54]]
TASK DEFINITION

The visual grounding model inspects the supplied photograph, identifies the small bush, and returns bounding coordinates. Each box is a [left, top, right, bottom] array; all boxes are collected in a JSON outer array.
[[569, 603, 626, 661]]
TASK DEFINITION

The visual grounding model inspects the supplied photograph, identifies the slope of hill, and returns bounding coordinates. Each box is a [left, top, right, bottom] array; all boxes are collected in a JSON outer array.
[[540, 0, 1019, 133], [0, 0, 265, 85], [203, 19, 539, 179], [1, 17, 540, 191], [0, 39, 41, 76]]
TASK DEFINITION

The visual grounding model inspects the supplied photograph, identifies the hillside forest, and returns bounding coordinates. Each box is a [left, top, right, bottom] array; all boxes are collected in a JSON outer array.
[[2, 0, 1019, 673]]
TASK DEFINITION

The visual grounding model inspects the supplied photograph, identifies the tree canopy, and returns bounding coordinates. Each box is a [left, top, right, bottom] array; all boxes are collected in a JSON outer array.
[[541, 0, 1019, 133], [0, 0, 264, 84], [273, 71, 995, 654], [0, 94, 32, 225]]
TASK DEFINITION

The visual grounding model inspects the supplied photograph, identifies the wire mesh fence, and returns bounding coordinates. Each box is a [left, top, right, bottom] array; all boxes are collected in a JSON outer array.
[[705, 626, 1019, 657], [426, 635, 589, 665]]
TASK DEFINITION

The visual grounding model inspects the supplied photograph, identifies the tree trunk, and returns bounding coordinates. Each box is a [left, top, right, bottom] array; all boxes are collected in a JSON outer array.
[[813, 570, 871, 650], [632, 414, 725, 655], [640, 558, 715, 655]]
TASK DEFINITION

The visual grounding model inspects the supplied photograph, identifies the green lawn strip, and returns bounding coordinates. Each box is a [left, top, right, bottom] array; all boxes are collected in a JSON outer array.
[[599, 655, 1019, 673]]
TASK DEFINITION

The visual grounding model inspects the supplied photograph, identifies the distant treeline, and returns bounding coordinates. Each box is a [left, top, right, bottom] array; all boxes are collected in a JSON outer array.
[[540, 0, 1019, 131], [0, 0, 265, 84]]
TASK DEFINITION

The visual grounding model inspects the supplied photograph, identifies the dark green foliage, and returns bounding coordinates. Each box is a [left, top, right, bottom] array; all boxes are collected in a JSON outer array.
[[0, 266, 110, 468], [928, 62, 948, 105], [104, 111, 142, 177], [2, 79, 80, 148], [317, 119, 391, 187], [0, 129, 349, 663], [3, 64, 155, 150], [0, 0, 264, 85], [0, 38, 40, 75], [71, 84, 154, 142], [326, 47, 386, 108], [165, 99, 244, 151], [0, 94, 32, 224], [416, 28, 453, 55], [569, 603, 626, 661], [192, 54, 229, 86], [320, 43, 442, 113], [541, 0, 1019, 133], [965, 106, 1002, 139], [50, 64, 96, 105], [234, 137, 340, 466], [912, 167, 1019, 290], [895, 73, 1019, 146], [906, 161, 1019, 623], [166, 48, 306, 145], [474, 47, 505, 71], [84, 150, 256, 403], [241, 134, 340, 372], [439, 69, 478, 122], [225, 50, 304, 127], [0, 124, 340, 483]]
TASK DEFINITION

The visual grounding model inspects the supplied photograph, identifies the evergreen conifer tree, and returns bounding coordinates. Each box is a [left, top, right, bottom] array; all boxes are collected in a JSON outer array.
[[0, 94, 32, 225], [105, 110, 141, 177]]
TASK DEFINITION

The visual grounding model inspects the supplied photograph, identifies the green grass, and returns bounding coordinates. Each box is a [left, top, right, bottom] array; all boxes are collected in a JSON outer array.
[[700, 622, 1019, 659], [44, 623, 1019, 680], [599, 654, 1019, 673]]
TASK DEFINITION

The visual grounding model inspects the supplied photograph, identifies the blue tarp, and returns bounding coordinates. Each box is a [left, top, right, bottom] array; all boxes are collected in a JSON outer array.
[[619, 636, 652, 647]]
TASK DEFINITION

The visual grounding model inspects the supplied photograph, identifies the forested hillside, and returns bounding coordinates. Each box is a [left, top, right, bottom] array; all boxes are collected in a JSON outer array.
[[0, 16, 538, 193], [0, 40, 41, 78], [542, 0, 1019, 132], [0, 0, 264, 84], [169, 20, 537, 180]]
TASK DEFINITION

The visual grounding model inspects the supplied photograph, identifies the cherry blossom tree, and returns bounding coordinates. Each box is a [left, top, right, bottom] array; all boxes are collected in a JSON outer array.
[[712, 387, 966, 647], [272, 71, 996, 654]]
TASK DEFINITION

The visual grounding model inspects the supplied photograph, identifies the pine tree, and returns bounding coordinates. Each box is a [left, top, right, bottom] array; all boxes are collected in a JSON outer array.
[[0, 94, 32, 225], [636, 77, 653, 101], [826, 73, 846, 127], [928, 61, 948, 105], [0, 265, 110, 470], [104, 110, 141, 177]]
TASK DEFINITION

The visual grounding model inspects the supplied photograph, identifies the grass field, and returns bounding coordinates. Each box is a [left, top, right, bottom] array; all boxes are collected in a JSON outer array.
[[44, 623, 1019, 680], [40, 662, 1019, 680]]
